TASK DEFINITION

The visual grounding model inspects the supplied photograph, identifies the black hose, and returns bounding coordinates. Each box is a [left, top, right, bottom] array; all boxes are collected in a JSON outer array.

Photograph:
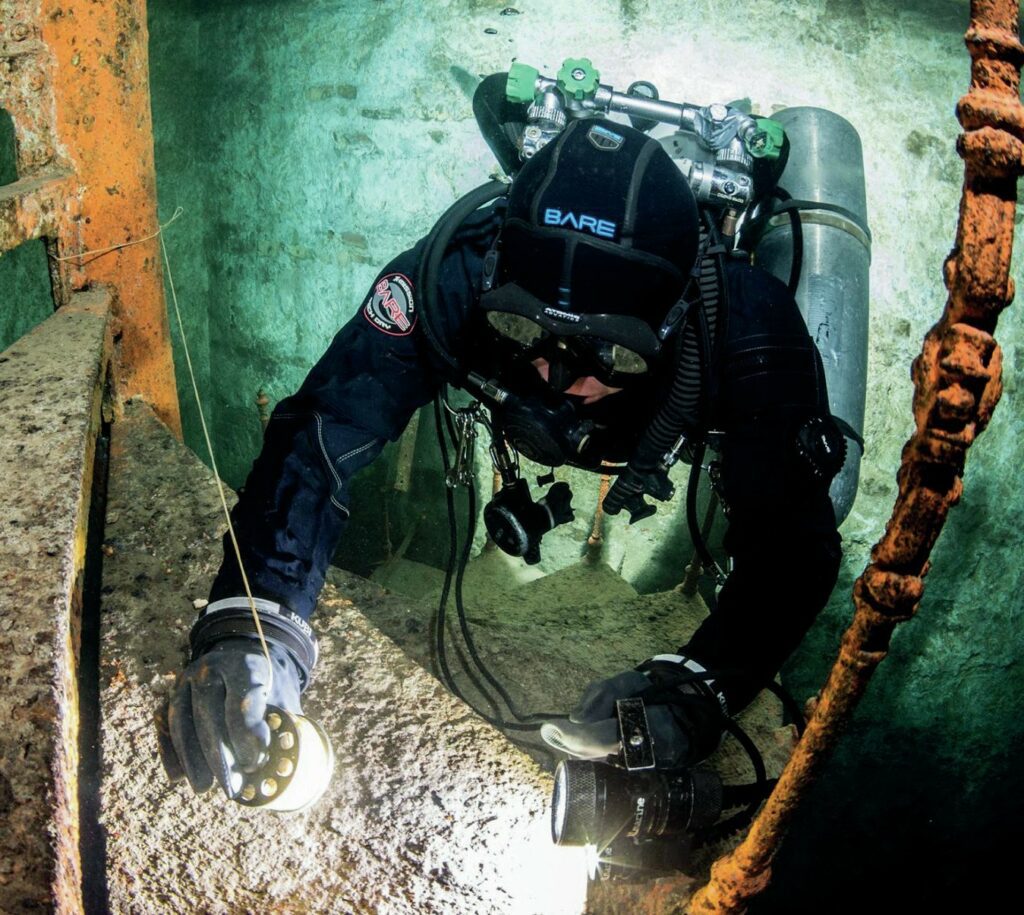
[[636, 260, 710, 458], [417, 180, 509, 380], [620, 210, 728, 475], [759, 679, 807, 737], [682, 249, 721, 576], [453, 476, 564, 725], [773, 186, 803, 295], [700, 711, 770, 842], [685, 440, 718, 572], [432, 397, 504, 721], [431, 395, 565, 732]]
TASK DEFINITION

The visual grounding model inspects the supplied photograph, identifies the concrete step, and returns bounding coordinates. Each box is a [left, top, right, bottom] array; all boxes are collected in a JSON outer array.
[[0, 287, 112, 913], [99, 400, 588, 914]]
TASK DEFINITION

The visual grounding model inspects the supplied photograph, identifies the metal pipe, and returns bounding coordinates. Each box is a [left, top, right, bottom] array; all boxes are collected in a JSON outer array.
[[255, 388, 270, 432], [692, 3, 1022, 909], [586, 471, 613, 561], [679, 490, 719, 596]]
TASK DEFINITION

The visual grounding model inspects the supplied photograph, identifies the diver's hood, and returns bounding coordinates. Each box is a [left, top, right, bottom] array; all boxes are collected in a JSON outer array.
[[464, 118, 701, 469], [482, 117, 698, 333]]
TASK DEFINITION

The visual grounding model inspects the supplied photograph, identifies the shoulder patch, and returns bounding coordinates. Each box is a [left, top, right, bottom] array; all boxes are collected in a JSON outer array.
[[363, 273, 416, 336]]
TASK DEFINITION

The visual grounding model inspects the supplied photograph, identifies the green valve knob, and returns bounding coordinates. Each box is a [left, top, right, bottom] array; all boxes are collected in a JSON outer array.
[[557, 57, 600, 101], [747, 117, 785, 160], [507, 62, 541, 104]]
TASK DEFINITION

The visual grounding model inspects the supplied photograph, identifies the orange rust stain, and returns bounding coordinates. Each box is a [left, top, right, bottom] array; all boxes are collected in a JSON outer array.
[[40, 0, 182, 437], [690, 3, 1022, 912], [588, 471, 613, 547]]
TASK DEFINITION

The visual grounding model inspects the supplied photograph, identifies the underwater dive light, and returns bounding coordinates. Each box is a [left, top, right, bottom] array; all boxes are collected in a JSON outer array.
[[548, 697, 726, 879], [552, 758, 724, 849]]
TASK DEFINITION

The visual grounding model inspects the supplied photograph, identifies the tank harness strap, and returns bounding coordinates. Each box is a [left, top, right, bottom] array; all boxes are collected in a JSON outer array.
[[770, 198, 872, 242]]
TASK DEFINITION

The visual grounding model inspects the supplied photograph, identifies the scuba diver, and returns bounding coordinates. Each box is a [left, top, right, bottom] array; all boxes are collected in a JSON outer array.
[[160, 60, 863, 873]]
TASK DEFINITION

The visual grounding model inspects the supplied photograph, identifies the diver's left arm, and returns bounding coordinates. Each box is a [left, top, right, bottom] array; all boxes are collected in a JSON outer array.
[[679, 263, 843, 714], [540, 265, 843, 766]]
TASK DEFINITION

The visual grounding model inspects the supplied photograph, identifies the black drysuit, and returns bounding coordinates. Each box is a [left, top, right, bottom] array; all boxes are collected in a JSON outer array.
[[210, 205, 842, 714]]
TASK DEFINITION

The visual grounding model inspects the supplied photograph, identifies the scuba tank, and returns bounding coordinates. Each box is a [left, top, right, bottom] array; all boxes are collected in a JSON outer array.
[[751, 108, 870, 523]]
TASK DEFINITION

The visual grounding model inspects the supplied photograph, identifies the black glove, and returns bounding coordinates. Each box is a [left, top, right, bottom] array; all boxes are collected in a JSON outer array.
[[165, 638, 302, 797], [540, 656, 727, 769]]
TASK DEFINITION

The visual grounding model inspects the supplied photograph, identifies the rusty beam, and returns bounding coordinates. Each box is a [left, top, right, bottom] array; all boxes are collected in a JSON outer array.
[[0, 286, 113, 913], [0, 6, 82, 306], [0, 14, 62, 177], [691, 3, 1022, 912], [34, 0, 181, 436]]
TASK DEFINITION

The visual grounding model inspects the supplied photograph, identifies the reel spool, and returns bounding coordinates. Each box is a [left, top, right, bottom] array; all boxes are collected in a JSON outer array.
[[156, 702, 334, 812], [235, 705, 335, 811]]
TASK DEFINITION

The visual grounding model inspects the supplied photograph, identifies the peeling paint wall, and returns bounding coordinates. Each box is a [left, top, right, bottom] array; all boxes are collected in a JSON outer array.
[[147, 0, 209, 448], [146, 1, 1022, 909]]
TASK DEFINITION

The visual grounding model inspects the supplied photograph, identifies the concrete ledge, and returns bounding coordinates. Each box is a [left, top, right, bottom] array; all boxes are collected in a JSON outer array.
[[100, 401, 799, 913], [0, 170, 77, 255], [100, 401, 590, 914], [0, 287, 112, 912]]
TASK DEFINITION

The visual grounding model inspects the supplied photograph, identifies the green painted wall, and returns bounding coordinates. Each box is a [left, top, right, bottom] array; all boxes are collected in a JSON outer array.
[[148, 0, 211, 450], [0, 111, 56, 354], [147, 1, 1022, 909]]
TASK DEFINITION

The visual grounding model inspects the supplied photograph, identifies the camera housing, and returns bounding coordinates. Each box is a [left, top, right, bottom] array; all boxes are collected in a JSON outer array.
[[550, 698, 725, 880]]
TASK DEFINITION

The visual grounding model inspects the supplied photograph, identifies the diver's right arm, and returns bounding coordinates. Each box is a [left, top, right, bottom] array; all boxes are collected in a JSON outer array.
[[162, 246, 444, 797], [161, 204, 503, 798]]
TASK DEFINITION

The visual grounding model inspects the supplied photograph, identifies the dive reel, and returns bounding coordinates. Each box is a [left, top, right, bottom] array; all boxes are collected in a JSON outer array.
[[156, 702, 335, 812]]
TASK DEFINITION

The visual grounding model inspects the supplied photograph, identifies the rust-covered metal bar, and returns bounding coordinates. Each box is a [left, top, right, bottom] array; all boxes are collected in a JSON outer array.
[[691, 3, 1022, 911], [0, 9, 83, 305], [0, 169, 77, 252], [1, 1, 182, 433], [40, 0, 181, 435], [255, 387, 271, 432], [586, 470, 613, 560]]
